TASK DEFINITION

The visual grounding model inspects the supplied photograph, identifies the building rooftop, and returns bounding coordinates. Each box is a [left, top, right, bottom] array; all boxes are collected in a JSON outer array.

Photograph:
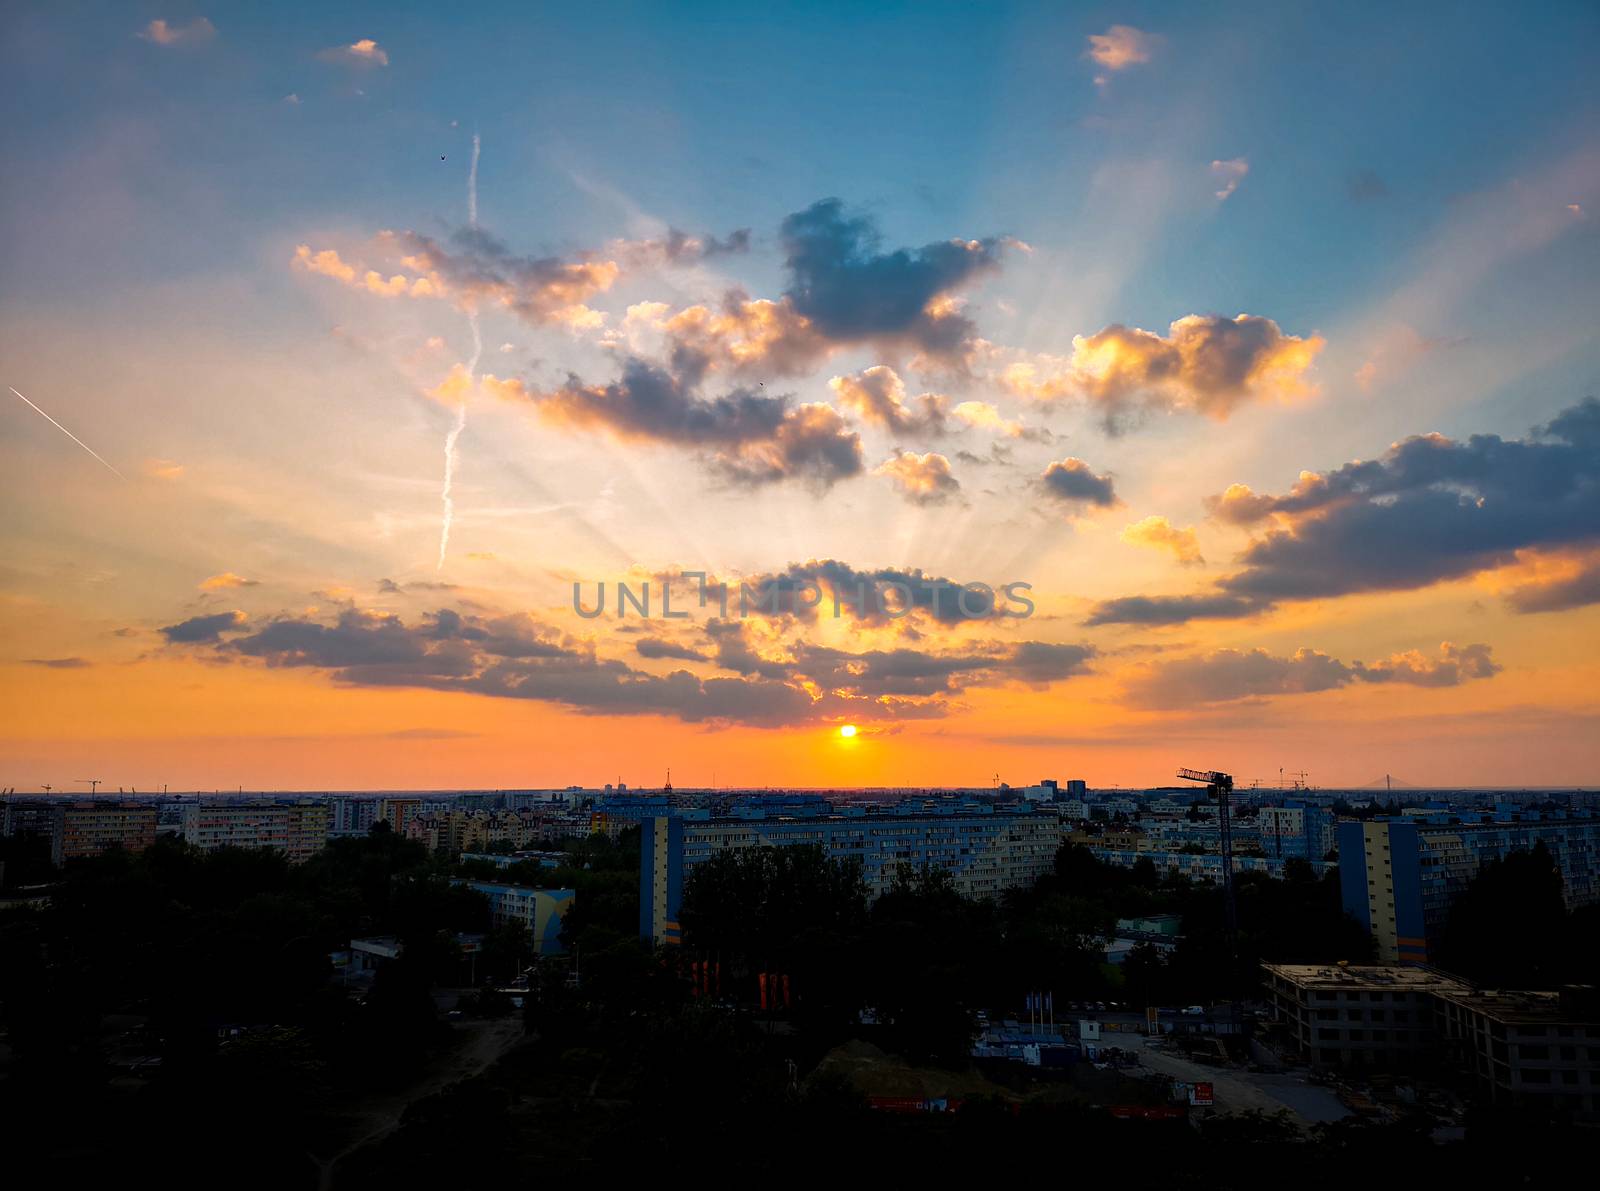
[[1261, 962, 1474, 994], [1432, 987, 1599, 1026]]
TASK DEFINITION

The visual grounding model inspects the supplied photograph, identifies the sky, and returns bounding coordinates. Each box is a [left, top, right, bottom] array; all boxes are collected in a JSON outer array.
[[1, 2, 1598, 791]]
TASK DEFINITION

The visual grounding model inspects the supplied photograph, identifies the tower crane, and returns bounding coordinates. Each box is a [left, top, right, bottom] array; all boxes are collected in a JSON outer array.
[[75, 779, 102, 796], [1177, 767, 1238, 949]]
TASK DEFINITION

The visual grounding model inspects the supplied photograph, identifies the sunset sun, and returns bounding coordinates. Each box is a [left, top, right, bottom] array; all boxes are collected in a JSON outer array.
[[838, 724, 858, 738]]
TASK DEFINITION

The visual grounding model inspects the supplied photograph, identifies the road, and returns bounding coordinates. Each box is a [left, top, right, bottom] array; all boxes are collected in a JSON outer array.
[[312, 1015, 527, 1190], [1119, 1032, 1349, 1126]]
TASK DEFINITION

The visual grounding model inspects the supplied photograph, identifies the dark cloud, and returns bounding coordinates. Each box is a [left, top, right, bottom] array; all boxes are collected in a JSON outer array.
[[1124, 642, 1500, 708], [635, 637, 710, 662], [531, 359, 862, 488], [380, 222, 751, 327], [161, 610, 248, 644], [1092, 398, 1600, 624], [23, 657, 92, 669], [711, 403, 863, 488], [1084, 593, 1263, 627], [737, 559, 1026, 626], [1217, 400, 1600, 604], [539, 358, 788, 445], [780, 198, 1008, 359], [1041, 457, 1119, 508], [1504, 555, 1600, 614], [158, 602, 1090, 727]]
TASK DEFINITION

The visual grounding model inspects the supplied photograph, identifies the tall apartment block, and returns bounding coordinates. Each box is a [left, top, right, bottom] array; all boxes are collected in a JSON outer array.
[[1338, 814, 1600, 963], [2, 800, 157, 866], [184, 801, 330, 864], [639, 805, 1061, 946]]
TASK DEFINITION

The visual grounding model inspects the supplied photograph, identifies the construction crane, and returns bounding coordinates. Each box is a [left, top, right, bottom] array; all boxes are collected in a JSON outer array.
[[75, 779, 102, 796], [1177, 767, 1238, 944]]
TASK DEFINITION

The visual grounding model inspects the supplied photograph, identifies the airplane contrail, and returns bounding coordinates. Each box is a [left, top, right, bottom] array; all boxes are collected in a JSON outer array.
[[8, 386, 126, 479], [437, 132, 482, 572]]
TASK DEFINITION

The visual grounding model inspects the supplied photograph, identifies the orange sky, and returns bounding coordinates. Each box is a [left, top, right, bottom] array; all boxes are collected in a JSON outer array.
[[2, 8, 1598, 791]]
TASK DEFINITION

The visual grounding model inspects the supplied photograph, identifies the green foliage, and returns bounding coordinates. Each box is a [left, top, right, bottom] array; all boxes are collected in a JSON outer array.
[[1436, 843, 1577, 986]]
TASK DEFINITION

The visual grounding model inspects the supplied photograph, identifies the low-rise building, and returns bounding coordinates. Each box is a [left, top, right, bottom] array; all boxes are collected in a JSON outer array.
[[1434, 986, 1599, 1116], [460, 880, 575, 955], [1261, 962, 1474, 1068]]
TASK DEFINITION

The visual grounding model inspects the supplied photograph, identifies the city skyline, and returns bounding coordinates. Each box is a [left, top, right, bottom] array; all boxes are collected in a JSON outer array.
[[3, 2, 1599, 790]]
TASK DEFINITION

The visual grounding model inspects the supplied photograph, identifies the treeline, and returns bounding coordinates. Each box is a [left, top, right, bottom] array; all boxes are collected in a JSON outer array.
[[1436, 842, 1600, 987], [669, 842, 1371, 1061], [0, 826, 506, 1186]]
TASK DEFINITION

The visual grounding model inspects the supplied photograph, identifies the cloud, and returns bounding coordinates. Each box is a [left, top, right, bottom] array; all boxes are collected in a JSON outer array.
[[319, 38, 389, 68], [828, 366, 947, 435], [1041, 457, 1119, 508], [1086, 25, 1154, 73], [1124, 642, 1500, 708], [875, 451, 960, 505], [143, 458, 184, 480], [616, 202, 1013, 384], [1215, 399, 1600, 604], [718, 559, 1025, 627], [780, 198, 1010, 361], [23, 657, 91, 669], [1211, 158, 1249, 202], [1121, 516, 1204, 565], [1084, 592, 1263, 627], [161, 610, 248, 644], [137, 18, 216, 46], [635, 637, 710, 662], [198, 572, 258, 591], [1095, 397, 1600, 624], [158, 603, 1091, 727], [1001, 314, 1324, 427], [714, 403, 863, 488], [949, 400, 1050, 441], [1503, 550, 1600, 614], [529, 359, 860, 487]]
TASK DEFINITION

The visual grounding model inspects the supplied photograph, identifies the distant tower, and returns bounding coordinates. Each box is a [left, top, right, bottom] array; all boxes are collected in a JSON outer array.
[[664, 767, 673, 795]]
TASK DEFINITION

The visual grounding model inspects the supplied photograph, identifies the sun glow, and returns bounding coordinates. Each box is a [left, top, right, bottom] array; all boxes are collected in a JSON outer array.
[[838, 724, 858, 738]]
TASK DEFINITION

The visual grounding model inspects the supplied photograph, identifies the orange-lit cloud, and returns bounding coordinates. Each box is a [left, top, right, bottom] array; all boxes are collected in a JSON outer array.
[[143, 458, 185, 480], [1123, 641, 1499, 708], [1121, 515, 1204, 566], [1086, 25, 1154, 72], [137, 18, 216, 47], [874, 450, 960, 505], [319, 38, 389, 68], [1211, 157, 1249, 201], [1002, 314, 1324, 423], [198, 572, 258, 591], [829, 366, 947, 435]]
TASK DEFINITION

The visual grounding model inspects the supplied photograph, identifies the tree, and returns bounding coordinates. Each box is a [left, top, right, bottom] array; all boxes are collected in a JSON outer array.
[[1436, 843, 1567, 986]]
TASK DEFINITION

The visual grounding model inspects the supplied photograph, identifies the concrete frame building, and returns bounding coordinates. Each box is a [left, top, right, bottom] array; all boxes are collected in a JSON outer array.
[[1261, 962, 1471, 1068], [1434, 986, 1599, 1116]]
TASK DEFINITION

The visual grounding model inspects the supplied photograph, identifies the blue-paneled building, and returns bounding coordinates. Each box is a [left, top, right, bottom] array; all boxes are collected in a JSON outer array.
[[639, 803, 1060, 946], [1338, 813, 1600, 963]]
